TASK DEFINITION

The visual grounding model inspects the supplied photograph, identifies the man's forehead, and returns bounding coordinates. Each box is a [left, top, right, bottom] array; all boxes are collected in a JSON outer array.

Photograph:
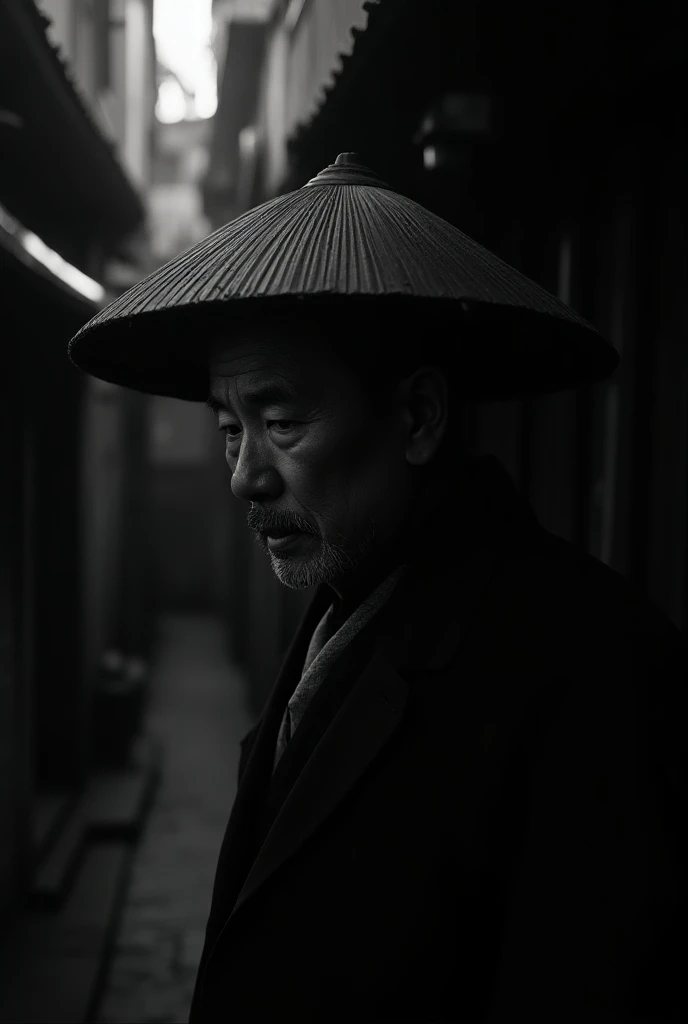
[[208, 335, 324, 375], [208, 339, 331, 413]]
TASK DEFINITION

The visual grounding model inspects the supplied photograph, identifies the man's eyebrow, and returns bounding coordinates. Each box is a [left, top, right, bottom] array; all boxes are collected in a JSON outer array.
[[205, 381, 299, 414], [205, 395, 224, 415]]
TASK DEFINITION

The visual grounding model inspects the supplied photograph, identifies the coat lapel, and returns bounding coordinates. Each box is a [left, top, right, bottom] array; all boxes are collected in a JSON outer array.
[[202, 591, 410, 966], [204, 455, 540, 964], [233, 648, 409, 915], [201, 582, 332, 943]]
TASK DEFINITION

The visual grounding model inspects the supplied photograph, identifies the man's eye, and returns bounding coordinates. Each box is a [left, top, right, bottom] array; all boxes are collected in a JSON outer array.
[[269, 420, 299, 433], [220, 421, 300, 439]]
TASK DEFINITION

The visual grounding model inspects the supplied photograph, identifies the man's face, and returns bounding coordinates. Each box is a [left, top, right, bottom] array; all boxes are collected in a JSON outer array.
[[208, 331, 414, 591]]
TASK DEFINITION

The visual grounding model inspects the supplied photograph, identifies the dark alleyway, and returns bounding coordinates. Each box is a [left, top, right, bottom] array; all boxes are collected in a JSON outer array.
[[93, 614, 256, 1024], [1, 2, 686, 1021]]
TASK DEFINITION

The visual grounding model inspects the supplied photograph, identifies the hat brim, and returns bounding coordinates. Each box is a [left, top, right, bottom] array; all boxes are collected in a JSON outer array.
[[68, 293, 619, 402]]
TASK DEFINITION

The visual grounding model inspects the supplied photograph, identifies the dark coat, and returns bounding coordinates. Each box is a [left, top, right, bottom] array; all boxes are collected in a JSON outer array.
[[190, 455, 688, 1022]]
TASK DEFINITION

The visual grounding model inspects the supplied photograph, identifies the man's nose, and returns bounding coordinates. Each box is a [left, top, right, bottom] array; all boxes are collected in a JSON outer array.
[[229, 440, 282, 503]]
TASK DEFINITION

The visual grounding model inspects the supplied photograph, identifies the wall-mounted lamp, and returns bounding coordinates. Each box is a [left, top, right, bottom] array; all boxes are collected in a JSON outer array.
[[414, 92, 499, 171]]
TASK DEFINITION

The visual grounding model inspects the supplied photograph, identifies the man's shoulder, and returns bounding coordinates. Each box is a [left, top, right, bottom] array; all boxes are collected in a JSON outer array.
[[487, 523, 684, 658]]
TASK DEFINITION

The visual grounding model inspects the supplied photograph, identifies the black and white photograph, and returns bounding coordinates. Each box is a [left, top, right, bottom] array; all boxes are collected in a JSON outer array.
[[0, 1, 686, 1021]]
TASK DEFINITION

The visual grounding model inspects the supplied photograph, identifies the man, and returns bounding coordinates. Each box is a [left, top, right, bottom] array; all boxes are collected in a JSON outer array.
[[69, 154, 687, 1021]]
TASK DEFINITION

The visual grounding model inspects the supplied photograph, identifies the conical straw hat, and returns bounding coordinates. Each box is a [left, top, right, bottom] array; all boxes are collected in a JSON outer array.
[[68, 153, 618, 401]]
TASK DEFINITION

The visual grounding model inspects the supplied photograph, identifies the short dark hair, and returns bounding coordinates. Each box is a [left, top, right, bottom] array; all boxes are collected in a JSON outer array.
[[329, 335, 465, 467]]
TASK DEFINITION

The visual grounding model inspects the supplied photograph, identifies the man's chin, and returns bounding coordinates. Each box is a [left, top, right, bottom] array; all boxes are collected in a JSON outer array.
[[270, 556, 326, 590], [269, 550, 336, 590], [267, 537, 357, 591]]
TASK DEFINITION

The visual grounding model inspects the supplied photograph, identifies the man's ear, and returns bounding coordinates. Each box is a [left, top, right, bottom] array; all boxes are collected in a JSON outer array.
[[401, 365, 449, 466]]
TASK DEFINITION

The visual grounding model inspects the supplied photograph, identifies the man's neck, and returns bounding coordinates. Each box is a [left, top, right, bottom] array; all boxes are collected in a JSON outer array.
[[326, 468, 451, 624], [328, 551, 403, 625]]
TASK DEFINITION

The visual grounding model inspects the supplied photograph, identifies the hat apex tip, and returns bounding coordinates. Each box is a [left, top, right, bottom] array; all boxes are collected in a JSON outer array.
[[306, 152, 391, 189], [334, 152, 364, 166]]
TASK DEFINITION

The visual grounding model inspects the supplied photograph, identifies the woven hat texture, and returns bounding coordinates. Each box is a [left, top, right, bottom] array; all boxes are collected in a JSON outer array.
[[68, 153, 618, 401]]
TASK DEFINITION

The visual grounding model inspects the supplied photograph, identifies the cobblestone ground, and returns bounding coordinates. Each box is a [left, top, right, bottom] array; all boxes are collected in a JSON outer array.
[[94, 614, 256, 1024]]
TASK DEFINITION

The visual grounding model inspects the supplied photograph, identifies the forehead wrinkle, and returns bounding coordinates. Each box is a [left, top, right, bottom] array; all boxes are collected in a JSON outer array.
[[208, 369, 306, 413], [208, 341, 349, 415], [209, 337, 313, 375]]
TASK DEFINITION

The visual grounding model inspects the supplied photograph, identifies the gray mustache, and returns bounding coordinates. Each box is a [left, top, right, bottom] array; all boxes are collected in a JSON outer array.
[[246, 508, 316, 536]]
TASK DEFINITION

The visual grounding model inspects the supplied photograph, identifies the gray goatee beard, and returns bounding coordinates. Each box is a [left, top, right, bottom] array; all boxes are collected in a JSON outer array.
[[256, 522, 376, 590]]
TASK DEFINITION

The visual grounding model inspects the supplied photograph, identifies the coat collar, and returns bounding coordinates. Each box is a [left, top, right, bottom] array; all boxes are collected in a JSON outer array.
[[204, 455, 539, 963], [382, 453, 539, 675]]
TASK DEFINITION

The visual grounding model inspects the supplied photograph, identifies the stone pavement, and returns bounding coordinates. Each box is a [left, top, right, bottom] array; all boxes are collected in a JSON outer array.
[[93, 613, 256, 1024]]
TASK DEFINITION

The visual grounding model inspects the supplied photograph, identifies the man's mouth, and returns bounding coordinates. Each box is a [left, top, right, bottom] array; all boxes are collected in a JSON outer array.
[[264, 530, 315, 555], [262, 526, 300, 539]]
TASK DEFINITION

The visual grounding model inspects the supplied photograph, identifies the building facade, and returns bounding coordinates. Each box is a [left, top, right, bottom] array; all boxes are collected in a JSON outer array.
[[0, 0, 156, 936]]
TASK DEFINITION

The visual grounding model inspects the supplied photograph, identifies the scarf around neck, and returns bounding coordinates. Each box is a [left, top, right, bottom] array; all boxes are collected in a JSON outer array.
[[272, 563, 408, 772]]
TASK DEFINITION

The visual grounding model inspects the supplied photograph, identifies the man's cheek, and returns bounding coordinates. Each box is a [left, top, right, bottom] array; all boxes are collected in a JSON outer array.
[[316, 419, 373, 471]]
